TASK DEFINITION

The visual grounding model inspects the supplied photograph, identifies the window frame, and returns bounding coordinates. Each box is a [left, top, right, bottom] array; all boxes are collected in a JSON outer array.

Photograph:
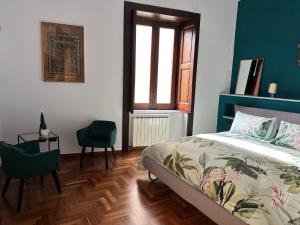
[[133, 18, 179, 110], [123, 2, 201, 152]]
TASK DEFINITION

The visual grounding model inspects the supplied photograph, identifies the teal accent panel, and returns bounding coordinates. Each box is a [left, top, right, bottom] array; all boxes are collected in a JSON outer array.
[[230, 0, 300, 99], [217, 94, 300, 132]]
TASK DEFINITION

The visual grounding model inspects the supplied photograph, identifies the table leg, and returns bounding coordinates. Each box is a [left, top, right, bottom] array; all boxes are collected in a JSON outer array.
[[48, 139, 50, 151], [17, 136, 20, 144], [58, 137, 60, 150]]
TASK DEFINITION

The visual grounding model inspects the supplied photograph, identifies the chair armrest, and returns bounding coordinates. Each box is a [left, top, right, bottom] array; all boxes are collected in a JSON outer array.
[[2, 149, 60, 178], [25, 149, 61, 177], [76, 127, 90, 146], [15, 140, 40, 154], [107, 128, 117, 146]]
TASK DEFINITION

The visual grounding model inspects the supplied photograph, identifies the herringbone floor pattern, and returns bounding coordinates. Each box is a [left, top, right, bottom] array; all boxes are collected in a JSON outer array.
[[0, 151, 216, 225]]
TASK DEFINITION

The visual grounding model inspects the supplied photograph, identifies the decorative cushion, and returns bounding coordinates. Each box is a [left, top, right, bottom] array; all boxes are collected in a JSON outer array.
[[271, 121, 300, 150], [230, 111, 277, 140]]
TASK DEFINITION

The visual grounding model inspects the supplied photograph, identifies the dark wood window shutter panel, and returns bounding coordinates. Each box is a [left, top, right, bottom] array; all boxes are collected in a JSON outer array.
[[176, 23, 196, 113]]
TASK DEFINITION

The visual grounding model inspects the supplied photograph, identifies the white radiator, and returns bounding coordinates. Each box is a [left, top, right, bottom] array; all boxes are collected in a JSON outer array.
[[132, 114, 170, 147]]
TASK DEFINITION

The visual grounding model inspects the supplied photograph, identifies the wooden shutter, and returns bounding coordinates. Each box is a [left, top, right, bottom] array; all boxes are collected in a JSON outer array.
[[177, 23, 196, 113]]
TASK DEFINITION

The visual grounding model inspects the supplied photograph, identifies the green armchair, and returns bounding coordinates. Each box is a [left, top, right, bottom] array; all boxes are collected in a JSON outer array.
[[77, 120, 117, 169], [0, 140, 61, 211]]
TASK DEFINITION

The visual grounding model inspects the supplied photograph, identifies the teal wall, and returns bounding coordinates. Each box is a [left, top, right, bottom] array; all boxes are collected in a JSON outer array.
[[231, 0, 300, 99]]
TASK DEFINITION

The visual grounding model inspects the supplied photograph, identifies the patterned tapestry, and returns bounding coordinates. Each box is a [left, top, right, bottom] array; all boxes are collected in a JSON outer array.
[[47, 33, 81, 75], [42, 22, 84, 82]]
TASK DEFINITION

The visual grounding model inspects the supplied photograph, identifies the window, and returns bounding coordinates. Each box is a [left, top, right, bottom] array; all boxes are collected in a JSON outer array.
[[132, 17, 197, 113], [123, 3, 200, 151], [134, 25, 152, 104], [133, 21, 176, 110], [157, 28, 175, 104]]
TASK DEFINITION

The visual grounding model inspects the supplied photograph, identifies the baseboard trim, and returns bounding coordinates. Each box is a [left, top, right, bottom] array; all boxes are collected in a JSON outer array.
[[128, 146, 147, 151], [60, 150, 119, 160], [60, 148, 144, 160]]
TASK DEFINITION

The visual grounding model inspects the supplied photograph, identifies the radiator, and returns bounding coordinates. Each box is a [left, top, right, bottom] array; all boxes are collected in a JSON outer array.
[[132, 114, 170, 147]]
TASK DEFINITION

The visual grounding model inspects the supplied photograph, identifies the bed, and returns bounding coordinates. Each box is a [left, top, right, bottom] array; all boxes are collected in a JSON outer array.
[[138, 126, 300, 225]]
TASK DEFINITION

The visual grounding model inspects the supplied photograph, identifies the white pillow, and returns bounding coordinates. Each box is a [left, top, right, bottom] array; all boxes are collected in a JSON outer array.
[[230, 111, 277, 140], [271, 121, 300, 150]]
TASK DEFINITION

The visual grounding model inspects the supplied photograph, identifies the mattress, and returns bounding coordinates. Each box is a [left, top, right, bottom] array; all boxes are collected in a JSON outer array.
[[138, 132, 300, 225]]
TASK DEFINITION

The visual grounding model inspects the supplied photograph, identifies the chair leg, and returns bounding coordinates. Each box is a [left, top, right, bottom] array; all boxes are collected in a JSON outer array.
[[91, 147, 94, 156], [17, 179, 25, 212], [51, 171, 61, 194], [80, 146, 86, 168], [2, 177, 11, 197], [40, 175, 44, 184], [111, 145, 116, 159], [105, 147, 108, 169]]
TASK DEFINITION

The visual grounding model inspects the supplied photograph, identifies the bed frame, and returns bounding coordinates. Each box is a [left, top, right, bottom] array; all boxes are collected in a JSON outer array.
[[144, 94, 300, 225], [143, 157, 246, 225]]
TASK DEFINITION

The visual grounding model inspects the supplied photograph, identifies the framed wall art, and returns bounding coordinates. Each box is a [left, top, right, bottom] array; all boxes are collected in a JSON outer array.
[[41, 22, 84, 82]]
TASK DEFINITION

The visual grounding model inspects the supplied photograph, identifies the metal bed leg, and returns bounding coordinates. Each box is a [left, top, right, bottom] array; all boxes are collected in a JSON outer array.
[[148, 171, 158, 182]]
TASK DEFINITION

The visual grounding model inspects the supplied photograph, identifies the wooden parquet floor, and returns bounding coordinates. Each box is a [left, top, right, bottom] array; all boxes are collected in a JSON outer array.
[[0, 151, 217, 225]]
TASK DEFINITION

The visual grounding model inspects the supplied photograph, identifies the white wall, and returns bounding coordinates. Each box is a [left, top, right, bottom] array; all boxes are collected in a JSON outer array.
[[193, 0, 238, 134], [0, 107, 3, 140], [0, 0, 238, 154]]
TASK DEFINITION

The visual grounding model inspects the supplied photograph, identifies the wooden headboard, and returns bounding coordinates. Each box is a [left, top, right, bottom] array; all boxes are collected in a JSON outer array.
[[217, 94, 300, 132]]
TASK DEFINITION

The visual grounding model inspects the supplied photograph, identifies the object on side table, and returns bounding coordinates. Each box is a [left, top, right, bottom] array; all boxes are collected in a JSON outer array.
[[76, 120, 117, 169], [39, 111, 50, 137], [268, 83, 277, 98], [0, 140, 61, 211]]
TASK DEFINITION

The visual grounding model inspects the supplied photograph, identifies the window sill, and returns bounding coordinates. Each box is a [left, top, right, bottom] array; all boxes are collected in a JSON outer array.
[[132, 110, 183, 114]]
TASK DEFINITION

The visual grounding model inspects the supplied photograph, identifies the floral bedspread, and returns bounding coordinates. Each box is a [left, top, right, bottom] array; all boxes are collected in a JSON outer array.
[[138, 133, 300, 225]]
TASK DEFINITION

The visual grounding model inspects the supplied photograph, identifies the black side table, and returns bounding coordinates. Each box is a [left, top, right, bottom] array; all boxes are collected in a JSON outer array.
[[17, 132, 59, 151]]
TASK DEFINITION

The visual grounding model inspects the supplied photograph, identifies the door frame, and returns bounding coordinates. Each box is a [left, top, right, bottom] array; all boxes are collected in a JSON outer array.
[[123, 1, 201, 152]]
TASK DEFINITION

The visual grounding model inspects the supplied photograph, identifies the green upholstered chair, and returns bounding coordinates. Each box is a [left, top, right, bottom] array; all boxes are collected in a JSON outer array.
[[0, 140, 61, 212], [76, 120, 117, 169]]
